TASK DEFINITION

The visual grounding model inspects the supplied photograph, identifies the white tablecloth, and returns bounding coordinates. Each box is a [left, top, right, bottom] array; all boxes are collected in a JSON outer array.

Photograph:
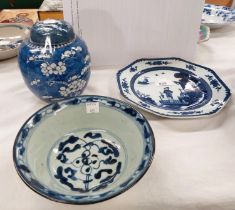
[[1, 25, 235, 210]]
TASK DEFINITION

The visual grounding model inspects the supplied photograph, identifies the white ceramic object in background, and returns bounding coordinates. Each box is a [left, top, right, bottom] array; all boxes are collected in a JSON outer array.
[[0, 24, 29, 60], [202, 4, 235, 29]]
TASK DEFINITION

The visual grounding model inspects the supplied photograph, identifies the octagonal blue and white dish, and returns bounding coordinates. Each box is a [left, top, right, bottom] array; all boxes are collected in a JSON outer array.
[[202, 4, 235, 29], [117, 58, 231, 118], [13, 95, 155, 204]]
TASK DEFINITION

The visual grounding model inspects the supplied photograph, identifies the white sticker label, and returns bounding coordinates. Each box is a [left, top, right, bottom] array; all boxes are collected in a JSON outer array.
[[86, 102, 100, 114], [156, 80, 175, 87]]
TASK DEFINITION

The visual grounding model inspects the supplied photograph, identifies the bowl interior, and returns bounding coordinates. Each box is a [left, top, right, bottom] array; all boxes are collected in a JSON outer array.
[[14, 96, 154, 203], [0, 24, 27, 39], [0, 47, 18, 60]]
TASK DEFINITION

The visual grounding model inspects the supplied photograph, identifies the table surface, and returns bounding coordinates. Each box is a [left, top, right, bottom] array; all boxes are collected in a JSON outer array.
[[1, 25, 235, 210]]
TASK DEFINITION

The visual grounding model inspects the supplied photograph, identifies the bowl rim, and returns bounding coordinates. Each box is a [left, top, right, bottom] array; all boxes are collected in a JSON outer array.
[[13, 95, 155, 205]]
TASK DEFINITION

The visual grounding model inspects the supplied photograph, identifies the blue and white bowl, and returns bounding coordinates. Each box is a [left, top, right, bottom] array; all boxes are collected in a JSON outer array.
[[18, 20, 91, 102], [13, 95, 155, 204], [202, 4, 235, 29], [0, 24, 29, 60]]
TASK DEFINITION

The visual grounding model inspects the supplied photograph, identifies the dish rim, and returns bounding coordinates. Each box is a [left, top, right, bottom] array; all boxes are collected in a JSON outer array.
[[13, 95, 155, 204]]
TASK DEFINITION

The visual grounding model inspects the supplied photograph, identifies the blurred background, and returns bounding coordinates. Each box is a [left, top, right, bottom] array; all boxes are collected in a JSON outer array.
[[0, 0, 43, 9], [0, 0, 234, 9], [206, 0, 233, 7]]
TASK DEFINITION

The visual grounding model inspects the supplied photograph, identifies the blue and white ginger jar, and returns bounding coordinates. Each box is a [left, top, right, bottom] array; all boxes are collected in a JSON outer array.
[[18, 20, 91, 102]]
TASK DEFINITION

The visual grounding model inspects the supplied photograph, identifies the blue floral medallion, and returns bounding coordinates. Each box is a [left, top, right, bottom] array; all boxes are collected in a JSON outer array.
[[18, 20, 91, 102], [117, 58, 231, 118], [50, 130, 124, 193]]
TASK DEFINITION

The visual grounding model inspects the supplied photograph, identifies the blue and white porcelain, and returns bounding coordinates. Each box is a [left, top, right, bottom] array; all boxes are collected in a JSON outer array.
[[13, 95, 155, 204], [18, 20, 91, 102], [202, 4, 235, 29], [117, 58, 231, 118], [0, 24, 29, 60]]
